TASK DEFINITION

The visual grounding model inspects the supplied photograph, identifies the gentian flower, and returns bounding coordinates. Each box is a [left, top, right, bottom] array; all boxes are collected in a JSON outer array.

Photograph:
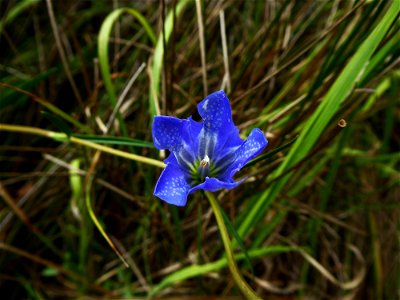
[[152, 90, 268, 206]]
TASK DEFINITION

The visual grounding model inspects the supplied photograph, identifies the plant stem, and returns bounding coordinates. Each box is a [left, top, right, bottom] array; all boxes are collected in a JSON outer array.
[[0, 124, 165, 168], [205, 191, 261, 299]]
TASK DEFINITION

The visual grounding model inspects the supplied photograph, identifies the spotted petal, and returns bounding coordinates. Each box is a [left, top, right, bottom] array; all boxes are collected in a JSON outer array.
[[154, 164, 190, 206], [197, 90, 242, 159], [222, 128, 268, 180], [152, 116, 186, 151], [198, 90, 234, 132], [189, 177, 240, 193], [153, 116, 202, 172]]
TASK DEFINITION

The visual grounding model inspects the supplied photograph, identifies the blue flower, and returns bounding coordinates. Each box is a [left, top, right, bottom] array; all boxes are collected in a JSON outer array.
[[152, 90, 268, 206]]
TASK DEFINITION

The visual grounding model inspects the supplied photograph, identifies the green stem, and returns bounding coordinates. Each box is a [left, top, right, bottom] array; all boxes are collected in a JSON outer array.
[[0, 123, 165, 168], [205, 191, 261, 299]]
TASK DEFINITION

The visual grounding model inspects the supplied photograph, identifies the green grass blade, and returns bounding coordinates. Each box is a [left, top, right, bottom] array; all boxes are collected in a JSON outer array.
[[42, 111, 72, 137], [149, 0, 189, 116], [244, 135, 298, 169], [85, 172, 129, 268], [72, 134, 154, 148], [0, 0, 38, 33], [149, 245, 298, 297], [98, 7, 156, 132], [219, 206, 254, 275], [237, 1, 400, 238], [0, 82, 92, 133], [360, 27, 400, 85]]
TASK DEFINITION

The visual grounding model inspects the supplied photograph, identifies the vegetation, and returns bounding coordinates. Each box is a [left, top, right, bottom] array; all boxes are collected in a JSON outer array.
[[0, 0, 399, 299]]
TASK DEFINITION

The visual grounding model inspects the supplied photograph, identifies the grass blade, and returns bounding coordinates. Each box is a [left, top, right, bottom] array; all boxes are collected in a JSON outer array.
[[219, 206, 254, 275], [149, 0, 189, 116], [98, 8, 156, 133], [42, 111, 72, 137], [149, 245, 298, 297], [237, 1, 400, 238], [72, 134, 154, 148], [244, 135, 298, 169]]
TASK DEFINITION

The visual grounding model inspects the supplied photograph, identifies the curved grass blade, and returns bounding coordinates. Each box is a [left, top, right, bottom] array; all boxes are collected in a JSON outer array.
[[149, 245, 298, 297], [85, 160, 129, 268], [0, 0, 38, 33], [98, 8, 156, 134]]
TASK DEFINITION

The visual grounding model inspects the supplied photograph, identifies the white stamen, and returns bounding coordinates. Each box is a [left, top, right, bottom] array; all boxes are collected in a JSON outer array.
[[200, 155, 210, 167], [198, 155, 210, 179]]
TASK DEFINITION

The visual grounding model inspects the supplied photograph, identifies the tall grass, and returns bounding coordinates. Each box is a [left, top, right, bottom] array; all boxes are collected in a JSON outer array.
[[0, 1, 399, 299]]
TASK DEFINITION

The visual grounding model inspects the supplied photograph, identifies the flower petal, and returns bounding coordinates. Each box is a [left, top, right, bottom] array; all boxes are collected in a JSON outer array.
[[183, 116, 203, 154], [152, 116, 186, 151], [196, 90, 242, 159], [164, 152, 179, 165], [198, 90, 233, 130], [154, 164, 190, 206], [189, 177, 240, 193], [153, 116, 202, 171], [222, 128, 268, 179]]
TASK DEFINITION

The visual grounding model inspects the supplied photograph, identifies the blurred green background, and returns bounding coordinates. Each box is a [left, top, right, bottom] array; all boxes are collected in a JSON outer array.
[[0, 0, 399, 299]]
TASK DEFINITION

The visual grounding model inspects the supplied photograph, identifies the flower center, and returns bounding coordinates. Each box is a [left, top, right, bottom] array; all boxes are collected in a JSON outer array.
[[198, 155, 210, 179], [189, 154, 220, 186]]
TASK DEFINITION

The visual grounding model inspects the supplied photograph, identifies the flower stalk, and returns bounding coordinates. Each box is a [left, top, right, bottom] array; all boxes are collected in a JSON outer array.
[[205, 191, 261, 300]]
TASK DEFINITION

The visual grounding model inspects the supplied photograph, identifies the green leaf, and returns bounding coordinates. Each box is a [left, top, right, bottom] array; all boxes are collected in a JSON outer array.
[[0, 0, 38, 33], [244, 135, 299, 169], [149, 0, 190, 116], [219, 206, 254, 275], [42, 111, 72, 137], [98, 8, 156, 136], [41, 267, 59, 277], [72, 134, 154, 148], [237, 1, 400, 239], [0, 81, 91, 133], [149, 245, 298, 297], [98, 8, 156, 108]]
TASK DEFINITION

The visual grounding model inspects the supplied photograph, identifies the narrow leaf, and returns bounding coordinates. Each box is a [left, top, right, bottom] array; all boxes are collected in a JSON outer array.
[[42, 111, 72, 137], [98, 8, 156, 135], [149, 245, 297, 297], [237, 1, 400, 238], [149, 0, 189, 116], [244, 135, 299, 169], [219, 206, 254, 275], [72, 134, 154, 148]]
